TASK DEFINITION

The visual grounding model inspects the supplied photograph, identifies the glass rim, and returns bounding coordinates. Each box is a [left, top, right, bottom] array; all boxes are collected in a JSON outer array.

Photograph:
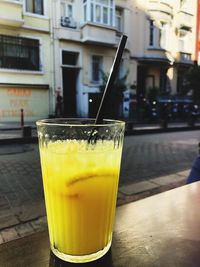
[[36, 118, 125, 127]]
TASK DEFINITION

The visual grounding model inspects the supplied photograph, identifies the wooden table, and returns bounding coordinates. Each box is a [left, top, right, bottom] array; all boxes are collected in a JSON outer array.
[[1, 182, 200, 267]]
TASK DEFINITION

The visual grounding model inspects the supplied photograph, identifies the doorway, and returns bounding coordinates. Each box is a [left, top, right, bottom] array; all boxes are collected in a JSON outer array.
[[137, 65, 147, 100], [88, 93, 102, 118], [62, 67, 78, 117], [61, 50, 79, 117]]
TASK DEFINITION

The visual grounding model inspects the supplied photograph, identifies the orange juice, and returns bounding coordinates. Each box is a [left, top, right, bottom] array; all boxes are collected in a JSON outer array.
[[39, 140, 122, 261]]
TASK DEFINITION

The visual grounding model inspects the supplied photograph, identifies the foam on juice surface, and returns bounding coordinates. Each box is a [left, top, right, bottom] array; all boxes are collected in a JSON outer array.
[[40, 140, 122, 256]]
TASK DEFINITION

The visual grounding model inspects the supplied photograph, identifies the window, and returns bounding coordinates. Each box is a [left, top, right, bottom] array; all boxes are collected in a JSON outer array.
[[0, 35, 40, 71], [62, 51, 79, 65], [84, 4, 87, 21], [91, 55, 102, 83], [149, 20, 155, 46], [61, 2, 73, 18], [159, 22, 168, 49], [198, 51, 200, 65], [103, 7, 108, 24], [95, 5, 101, 22], [61, 2, 77, 28], [83, 0, 115, 27], [26, 0, 44, 15], [179, 38, 185, 51], [115, 8, 123, 32], [117, 59, 125, 79], [68, 4, 73, 17]]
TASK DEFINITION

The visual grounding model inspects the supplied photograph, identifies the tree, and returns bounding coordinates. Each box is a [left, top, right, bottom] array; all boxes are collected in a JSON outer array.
[[185, 61, 200, 104], [99, 70, 128, 119]]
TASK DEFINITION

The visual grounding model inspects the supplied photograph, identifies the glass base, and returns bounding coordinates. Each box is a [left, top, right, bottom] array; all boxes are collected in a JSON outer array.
[[51, 240, 112, 263]]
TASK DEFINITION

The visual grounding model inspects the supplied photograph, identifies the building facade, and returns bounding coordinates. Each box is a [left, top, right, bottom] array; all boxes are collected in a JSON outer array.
[[133, 0, 196, 103], [0, 0, 197, 122], [52, 0, 133, 118], [0, 0, 53, 122], [196, 0, 200, 63], [52, 0, 197, 119]]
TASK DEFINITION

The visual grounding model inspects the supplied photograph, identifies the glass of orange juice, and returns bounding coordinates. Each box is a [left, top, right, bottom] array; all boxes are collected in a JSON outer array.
[[36, 118, 125, 263]]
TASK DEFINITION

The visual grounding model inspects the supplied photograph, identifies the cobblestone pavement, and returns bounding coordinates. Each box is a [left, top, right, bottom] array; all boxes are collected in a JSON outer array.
[[0, 130, 199, 243], [0, 144, 44, 234], [120, 130, 200, 185]]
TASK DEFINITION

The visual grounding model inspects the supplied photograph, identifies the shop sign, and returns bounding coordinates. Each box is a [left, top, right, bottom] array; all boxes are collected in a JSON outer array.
[[0, 86, 49, 122]]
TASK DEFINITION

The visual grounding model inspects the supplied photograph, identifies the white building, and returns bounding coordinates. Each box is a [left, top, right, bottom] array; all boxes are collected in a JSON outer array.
[[134, 0, 196, 98]]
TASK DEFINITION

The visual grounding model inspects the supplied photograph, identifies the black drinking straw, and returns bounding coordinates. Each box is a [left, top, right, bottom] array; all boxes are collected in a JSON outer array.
[[95, 34, 128, 124]]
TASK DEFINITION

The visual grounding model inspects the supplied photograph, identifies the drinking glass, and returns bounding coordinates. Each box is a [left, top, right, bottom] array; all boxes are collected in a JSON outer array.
[[36, 118, 125, 263]]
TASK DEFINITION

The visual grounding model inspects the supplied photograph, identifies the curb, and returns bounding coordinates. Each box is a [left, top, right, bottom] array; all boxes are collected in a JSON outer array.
[[117, 179, 186, 205], [0, 136, 38, 145], [0, 216, 47, 245], [125, 125, 200, 136], [117, 170, 189, 205]]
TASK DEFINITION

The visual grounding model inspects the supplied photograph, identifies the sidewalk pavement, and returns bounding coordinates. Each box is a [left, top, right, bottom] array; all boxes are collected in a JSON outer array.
[[0, 121, 192, 244]]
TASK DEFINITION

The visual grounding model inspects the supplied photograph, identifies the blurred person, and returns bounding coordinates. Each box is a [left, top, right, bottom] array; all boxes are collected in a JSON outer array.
[[187, 154, 200, 184], [160, 103, 171, 128], [187, 140, 200, 183], [55, 89, 63, 117]]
